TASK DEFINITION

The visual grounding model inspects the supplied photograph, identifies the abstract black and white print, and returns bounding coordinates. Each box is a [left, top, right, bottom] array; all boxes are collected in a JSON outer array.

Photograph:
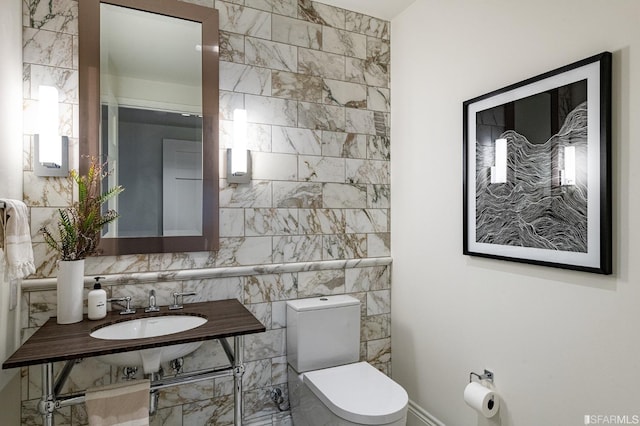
[[474, 80, 588, 253]]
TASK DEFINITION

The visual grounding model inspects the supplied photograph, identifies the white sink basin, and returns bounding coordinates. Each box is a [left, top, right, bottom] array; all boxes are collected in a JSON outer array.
[[90, 315, 207, 374], [90, 315, 207, 340]]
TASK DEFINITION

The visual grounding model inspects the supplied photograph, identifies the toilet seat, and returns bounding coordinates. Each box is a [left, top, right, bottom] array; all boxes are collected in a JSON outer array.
[[303, 362, 408, 425]]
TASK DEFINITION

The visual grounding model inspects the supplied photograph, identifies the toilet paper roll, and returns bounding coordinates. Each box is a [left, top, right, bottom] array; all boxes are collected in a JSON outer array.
[[464, 381, 499, 418]]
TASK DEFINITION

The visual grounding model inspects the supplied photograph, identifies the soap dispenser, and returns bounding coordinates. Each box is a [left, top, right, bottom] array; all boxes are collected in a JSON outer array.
[[88, 276, 107, 320]]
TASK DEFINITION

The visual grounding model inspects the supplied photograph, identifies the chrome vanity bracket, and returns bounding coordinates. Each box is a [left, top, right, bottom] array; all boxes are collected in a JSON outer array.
[[233, 335, 245, 426]]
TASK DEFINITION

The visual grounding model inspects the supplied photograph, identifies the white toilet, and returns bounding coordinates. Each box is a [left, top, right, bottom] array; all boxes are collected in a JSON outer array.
[[286, 295, 408, 425]]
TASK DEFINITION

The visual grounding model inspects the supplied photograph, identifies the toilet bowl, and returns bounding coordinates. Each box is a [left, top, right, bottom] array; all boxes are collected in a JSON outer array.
[[286, 295, 408, 425]]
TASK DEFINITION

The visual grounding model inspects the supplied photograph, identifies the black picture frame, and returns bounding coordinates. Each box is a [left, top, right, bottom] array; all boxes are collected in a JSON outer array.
[[463, 52, 612, 274]]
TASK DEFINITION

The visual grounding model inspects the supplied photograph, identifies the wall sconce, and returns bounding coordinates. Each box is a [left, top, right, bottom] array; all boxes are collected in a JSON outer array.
[[561, 146, 576, 186], [35, 85, 68, 177], [490, 138, 507, 184], [227, 108, 251, 184]]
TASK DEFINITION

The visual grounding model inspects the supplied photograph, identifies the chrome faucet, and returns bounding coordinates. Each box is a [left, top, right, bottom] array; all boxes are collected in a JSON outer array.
[[107, 296, 136, 315], [169, 292, 196, 310], [145, 289, 160, 313]]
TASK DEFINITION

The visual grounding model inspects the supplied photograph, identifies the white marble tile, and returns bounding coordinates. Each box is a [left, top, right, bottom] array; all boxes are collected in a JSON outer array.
[[346, 108, 376, 135], [150, 405, 182, 426], [299, 155, 345, 182], [271, 355, 287, 385], [244, 273, 297, 303], [346, 57, 389, 88], [272, 70, 322, 102], [271, 300, 287, 329], [245, 208, 299, 236], [272, 14, 321, 49], [362, 313, 390, 340], [24, 0, 78, 35], [148, 251, 216, 271], [298, 48, 345, 80], [323, 182, 367, 208], [298, 1, 345, 29], [182, 277, 244, 302], [321, 131, 367, 158], [273, 0, 297, 17], [272, 126, 322, 155], [272, 182, 323, 208], [157, 380, 214, 409], [297, 269, 345, 297], [23, 28, 73, 68], [367, 37, 390, 64], [251, 152, 298, 181], [218, 2, 271, 38], [367, 289, 390, 315], [245, 94, 297, 126], [367, 86, 390, 112], [243, 358, 272, 390], [29, 65, 78, 103], [244, 329, 286, 361], [298, 102, 345, 132], [22, 172, 72, 207], [29, 207, 58, 243], [84, 254, 149, 276], [322, 27, 366, 59], [182, 395, 233, 426], [323, 79, 367, 108], [219, 90, 246, 120], [220, 207, 245, 237], [368, 135, 390, 160], [216, 237, 273, 267], [219, 31, 245, 63], [346, 159, 390, 185], [220, 61, 271, 95], [245, 37, 297, 72], [345, 11, 390, 39], [298, 208, 345, 234], [368, 232, 391, 257], [345, 265, 390, 293], [322, 233, 366, 260], [345, 209, 388, 233], [368, 184, 390, 208], [273, 235, 323, 263], [367, 337, 391, 363], [244, 0, 273, 12], [220, 180, 272, 208]]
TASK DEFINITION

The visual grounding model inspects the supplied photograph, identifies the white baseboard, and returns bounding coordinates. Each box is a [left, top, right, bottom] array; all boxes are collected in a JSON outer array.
[[407, 399, 446, 426]]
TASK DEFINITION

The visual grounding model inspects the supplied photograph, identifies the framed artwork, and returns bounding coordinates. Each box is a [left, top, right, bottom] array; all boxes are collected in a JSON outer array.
[[463, 52, 612, 274]]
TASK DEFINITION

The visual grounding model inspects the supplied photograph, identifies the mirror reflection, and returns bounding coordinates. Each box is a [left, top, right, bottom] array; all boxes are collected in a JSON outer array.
[[100, 4, 203, 239]]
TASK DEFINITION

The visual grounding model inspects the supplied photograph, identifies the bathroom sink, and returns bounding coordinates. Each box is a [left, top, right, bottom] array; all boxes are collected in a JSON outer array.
[[90, 315, 207, 373], [90, 315, 207, 340]]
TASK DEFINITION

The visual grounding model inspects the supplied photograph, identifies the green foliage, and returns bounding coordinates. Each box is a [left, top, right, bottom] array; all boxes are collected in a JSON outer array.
[[41, 159, 124, 260]]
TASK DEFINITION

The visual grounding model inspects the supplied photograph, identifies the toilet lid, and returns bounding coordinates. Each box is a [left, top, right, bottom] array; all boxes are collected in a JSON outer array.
[[303, 362, 408, 425]]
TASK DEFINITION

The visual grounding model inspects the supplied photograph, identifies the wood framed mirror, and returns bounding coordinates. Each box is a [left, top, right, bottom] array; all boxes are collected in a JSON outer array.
[[79, 0, 219, 255]]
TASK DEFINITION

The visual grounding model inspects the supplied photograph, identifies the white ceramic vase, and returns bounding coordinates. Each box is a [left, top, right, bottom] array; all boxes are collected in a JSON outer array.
[[57, 259, 85, 324]]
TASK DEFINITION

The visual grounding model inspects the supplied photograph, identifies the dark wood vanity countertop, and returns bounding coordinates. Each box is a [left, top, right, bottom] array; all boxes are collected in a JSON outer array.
[[2, 299, 265, 369]]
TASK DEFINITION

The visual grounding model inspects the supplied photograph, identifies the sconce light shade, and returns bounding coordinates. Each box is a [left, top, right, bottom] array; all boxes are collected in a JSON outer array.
[[227, 109, 251, 184], [35, 85, 68, 177], [561, 146, 576, 186], [490, 138, 507, 184]]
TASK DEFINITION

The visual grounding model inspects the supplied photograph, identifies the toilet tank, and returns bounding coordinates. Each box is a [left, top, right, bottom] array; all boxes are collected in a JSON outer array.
[[286, 295, 360, 373]]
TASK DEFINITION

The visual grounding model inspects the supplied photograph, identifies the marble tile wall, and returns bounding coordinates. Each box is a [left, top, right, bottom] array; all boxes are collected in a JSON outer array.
[[19, 0, 390, 424]]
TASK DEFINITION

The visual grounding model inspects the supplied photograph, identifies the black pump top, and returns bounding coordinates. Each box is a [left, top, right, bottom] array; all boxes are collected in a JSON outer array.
[[93, 276, 105, 290]]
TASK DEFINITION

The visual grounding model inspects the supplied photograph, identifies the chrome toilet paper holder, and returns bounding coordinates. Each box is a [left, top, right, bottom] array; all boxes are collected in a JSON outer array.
[[469, 369, 494, 383]]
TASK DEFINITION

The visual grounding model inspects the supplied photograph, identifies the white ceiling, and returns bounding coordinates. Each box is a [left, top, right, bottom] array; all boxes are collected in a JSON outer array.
[[317, 0, 416, 20]]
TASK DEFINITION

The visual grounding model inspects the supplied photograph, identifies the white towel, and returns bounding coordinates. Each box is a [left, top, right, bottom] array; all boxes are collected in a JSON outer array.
[[0, 199, 36, 280], [85, 379, 150, 426]]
